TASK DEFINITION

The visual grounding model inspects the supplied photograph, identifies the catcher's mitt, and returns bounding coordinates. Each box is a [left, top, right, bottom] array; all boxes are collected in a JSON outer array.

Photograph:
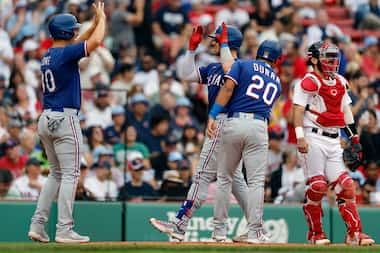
[[343, 141, 362, 172]]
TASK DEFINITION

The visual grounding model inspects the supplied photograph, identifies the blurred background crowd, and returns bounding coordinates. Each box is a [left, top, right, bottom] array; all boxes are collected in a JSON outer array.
[[0, 0, 379, 206]]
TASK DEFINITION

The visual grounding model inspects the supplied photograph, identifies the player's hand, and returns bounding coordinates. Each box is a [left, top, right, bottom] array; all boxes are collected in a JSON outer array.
[[216, 22, 228, 45], [93, 1, 106, 21], [297, 137, 309, 153], [188, 26, 203, 51], [206, 118, 216, 139]]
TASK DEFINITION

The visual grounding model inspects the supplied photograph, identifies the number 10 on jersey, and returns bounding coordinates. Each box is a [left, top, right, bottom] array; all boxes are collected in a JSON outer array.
[[41, 69, 56, 93]]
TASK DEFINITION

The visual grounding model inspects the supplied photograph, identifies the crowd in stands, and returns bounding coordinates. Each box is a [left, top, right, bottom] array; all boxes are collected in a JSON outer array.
[[0, 0, 379, 206]]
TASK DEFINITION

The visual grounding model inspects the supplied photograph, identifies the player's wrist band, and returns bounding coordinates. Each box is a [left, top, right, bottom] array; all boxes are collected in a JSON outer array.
[[295, 126, 304, 139], [221, 43, 228, 48], [209, 103, 224, 119]]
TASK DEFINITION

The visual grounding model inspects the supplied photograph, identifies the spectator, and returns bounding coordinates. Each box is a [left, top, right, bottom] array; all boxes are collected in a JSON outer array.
[[150, 135, 179, 180], [75, 158, 95, 201], [361, 36, 380, 80], [178, 123, 201, 158], [167, 151, 183, 171], [134, 53, 160, 97], [306, 9, 343, 46], [349, 170, 366, 204], [127, 93, 150, 140], [111, 63, 136, 105], [177, 158, 192, 188], [86, 84, 113, 128], [9, 157, 46, 200], [13, 84, 39, 121], [0, 169, 20, 199], [359, 109, 380, 165], [139, 113, 169, 155], [19, 128, 38, 155], [118, 152, 157, 201], [362, 161, 380, 204], [240, 28, 259, 59], [267, 126, 284, 176], [281, 80, 297, 145], [152, 0, 190, 52], [113, 125, 151, 169], [215, 0, 250, 29], [84, 161, 118, 201], [0, 139, 28, 178], [104, 106, 126, 145], [159, 169, 188, 201], [270, 149, 305, 204], [354, 0, 380, 30], [250, 0, 275, 33], [0, 27, 14, 85], [171, 97, 199, 140], [292, 0, 322, 19], [6, 119, 23, 143], [5, 0, 33, 43], [86, 125, 105, 153]]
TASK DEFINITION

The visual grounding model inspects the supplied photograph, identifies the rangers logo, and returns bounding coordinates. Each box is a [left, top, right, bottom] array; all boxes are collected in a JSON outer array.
[[330, 89, 338, 96]]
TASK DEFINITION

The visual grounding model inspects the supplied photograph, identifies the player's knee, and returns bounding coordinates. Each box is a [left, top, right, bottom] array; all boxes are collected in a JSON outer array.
[[336, 172, 355, 200], [306, 175, 328, 202]]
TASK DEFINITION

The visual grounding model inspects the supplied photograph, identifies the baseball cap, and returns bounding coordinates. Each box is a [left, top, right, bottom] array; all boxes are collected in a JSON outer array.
[[168, 151, 183, 162], [130, 93, 149, 106], [92, 146, 113, 163], [163, 170, 183, 183], [165, 135, 179, 146], [178, 159, 191, 170], [8, 119, 23, 129], [175, 97, 193, 108], [111, 106, 125, 116], [349, 171, 365, 186], [268, 125, 284, 140], [364, 36, 378, 50], [127, 151, 144, 171], [80, 157, 88, 169], [3, 139, 18, 150], [95, 83, 109, 97], [23, 39, 39, 52], [26, 157, 42, 166]]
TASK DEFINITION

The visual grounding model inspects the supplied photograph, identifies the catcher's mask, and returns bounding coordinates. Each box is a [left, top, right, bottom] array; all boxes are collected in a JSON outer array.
[[307, 41, 340, 79]]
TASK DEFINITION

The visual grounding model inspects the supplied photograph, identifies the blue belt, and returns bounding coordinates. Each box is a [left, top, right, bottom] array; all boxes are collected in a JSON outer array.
[[46, 107, 79, 115], [227, 112, 267, 122]]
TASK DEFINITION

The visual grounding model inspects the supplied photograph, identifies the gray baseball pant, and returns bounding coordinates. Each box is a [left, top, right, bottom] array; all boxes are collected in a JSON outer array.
[[174, 115, 249, 231], [30, 109, 82, 233], [213, 115, 268, 239]]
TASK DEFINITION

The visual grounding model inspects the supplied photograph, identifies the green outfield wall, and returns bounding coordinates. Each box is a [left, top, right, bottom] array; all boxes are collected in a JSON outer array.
[[0, 202, 378, 243]]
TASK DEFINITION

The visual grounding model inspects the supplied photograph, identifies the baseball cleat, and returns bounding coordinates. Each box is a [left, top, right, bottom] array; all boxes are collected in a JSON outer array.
[[247, 232, 271, 244], [309, 232, 330, 245], [232, 232, 248, 243], [55, 230, 90, 243], [345, 232, 374, 246], [28, 230, 50, 243], [211, 232, 229, 243], [150, 218, 185, 241]]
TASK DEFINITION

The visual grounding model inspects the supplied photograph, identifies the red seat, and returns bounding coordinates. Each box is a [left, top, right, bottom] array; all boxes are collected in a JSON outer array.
[[342, 28, 363, 41], [331, 19, 354, 29], [326, 6, 348, 19], [363, 30, 380, 39]]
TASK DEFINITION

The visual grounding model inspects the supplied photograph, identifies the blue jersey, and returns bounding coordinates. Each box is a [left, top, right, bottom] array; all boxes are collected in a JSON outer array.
[[198, 62, 227, 113], [225, 60, 282, 120], [41, 41, 87, 110]]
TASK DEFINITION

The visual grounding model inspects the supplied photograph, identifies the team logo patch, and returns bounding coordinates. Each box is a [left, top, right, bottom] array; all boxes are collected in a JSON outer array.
[[330, 89, 338, 96]]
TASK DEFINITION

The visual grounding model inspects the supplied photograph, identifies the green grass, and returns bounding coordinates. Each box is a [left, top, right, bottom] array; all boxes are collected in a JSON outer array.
[[0, 243, 379, 253]]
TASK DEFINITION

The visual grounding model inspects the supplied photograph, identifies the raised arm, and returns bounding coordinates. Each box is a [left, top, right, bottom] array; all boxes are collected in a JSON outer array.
[[177, 26, 203, 82], [86, 1, 106, 55]]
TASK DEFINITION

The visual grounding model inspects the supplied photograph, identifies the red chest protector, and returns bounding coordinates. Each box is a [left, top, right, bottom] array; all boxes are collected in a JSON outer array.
[[308, 72, 346, 128]]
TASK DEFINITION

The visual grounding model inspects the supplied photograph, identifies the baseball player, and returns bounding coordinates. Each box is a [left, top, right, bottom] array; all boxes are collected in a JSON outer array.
[[207, 40, 282, 243], [150, 24, 250, 242], [293, 41, 374, 245], [28, 2, 106, 243]]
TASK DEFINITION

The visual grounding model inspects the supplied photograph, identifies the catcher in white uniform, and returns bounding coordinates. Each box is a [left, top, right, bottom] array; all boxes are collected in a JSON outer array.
[[293, 41, 374, 246]]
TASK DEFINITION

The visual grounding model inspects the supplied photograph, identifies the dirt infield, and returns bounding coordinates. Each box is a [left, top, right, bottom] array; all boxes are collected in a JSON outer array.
[[0, 242, 379, 253]]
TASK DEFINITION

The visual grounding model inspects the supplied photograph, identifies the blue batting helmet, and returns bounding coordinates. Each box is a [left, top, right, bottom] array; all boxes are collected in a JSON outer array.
[[48, 14, 81, 40], [208, 25, 243, 49], [257, 40, 282, 63]]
